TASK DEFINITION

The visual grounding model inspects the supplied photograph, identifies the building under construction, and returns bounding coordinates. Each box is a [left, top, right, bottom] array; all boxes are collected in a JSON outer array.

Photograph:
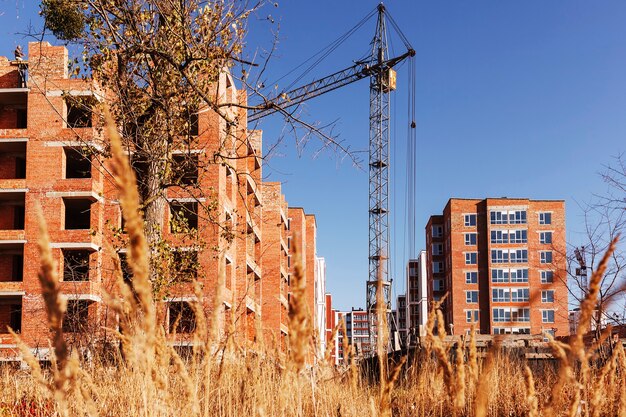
[[0, 42, 329, 361]]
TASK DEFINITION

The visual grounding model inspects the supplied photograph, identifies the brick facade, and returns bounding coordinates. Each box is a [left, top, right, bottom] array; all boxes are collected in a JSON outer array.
[[0, 42, 327, 360], [426, 198, 568, 337]]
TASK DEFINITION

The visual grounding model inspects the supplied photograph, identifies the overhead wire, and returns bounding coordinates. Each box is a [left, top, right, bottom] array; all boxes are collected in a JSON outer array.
[[266, 8, 377, 96]]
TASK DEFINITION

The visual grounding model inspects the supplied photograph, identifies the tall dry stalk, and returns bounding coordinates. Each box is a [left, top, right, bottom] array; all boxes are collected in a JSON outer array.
[[35, 205, 68, 368], [105, 109, 155, 337], [286, 234, 312, 374], [524, 366, 539, 417], [544, 236, 619, 417]]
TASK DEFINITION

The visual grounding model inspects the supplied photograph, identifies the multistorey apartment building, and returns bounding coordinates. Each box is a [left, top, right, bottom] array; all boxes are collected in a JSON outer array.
[[0, 42, 327, 360], [425, 198, 568, 337], [405, 251, 428, 345], [324, 294, 333, 357], [344, 308, 372, 357], [395, 294, 407, 347]]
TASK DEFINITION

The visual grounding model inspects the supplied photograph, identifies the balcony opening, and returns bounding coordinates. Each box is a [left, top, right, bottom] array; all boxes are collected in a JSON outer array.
[[64, 148, 92, 179], [0, 191, 25, 230], [168, 301, 196, 334], [117, 252, 132, 285], [63, 300, 90, 333], [0, 90, 28, 129], [171, 250, 198, 283], [62, 250, 91, 282], [0, 243, 24, 282], [64, 198, 92, 230], [170, 201, 198, 232], [0, 141, 27, 179], [0, 296, 22, 334], [171, 154, 198, 186], [186, 110, 199, 137], [65, 97, 93, 128]]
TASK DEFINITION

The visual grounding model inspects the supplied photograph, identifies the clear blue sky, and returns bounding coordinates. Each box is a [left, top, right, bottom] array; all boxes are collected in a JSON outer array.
[[2, 1, 625, 311]]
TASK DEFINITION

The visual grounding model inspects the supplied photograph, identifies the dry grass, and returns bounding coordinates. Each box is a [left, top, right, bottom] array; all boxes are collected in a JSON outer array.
[[3, 115, 626, 416]]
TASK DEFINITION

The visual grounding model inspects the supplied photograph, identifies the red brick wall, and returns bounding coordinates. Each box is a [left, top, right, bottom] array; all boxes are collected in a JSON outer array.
[[426, 198, 569, 336]]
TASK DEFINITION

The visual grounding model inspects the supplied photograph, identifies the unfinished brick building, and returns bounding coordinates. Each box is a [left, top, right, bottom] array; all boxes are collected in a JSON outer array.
[[0, 42, 326, 361], [425, 198, 568, 337]]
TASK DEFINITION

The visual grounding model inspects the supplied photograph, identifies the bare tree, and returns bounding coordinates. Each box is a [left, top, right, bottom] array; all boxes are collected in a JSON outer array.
[[39, 0, 265, 285], [565, 155, 626, 334]]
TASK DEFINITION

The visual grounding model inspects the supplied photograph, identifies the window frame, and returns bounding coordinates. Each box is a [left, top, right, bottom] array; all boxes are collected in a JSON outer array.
[[540, 270, 554, 284], [465, 271, 478, 284], [465, 290, 479, 304], [540, 231, 553, 244], [539, 212, 552, 225], [464, 214, 477, 227], [540, 251, 553, 264], [541, 290, 555, 303], [464, 233, 477, 246], [465, 252, 478, 265]]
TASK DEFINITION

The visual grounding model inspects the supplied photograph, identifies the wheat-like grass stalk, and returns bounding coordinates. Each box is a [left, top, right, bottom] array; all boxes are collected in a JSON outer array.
[[467, 323, 478, 392], [34, 204, 68, 368], [286, 234, 311, 374], [524, 366, 539, 417], [105, 109, 155, 336], [474, 344, 498, 417]]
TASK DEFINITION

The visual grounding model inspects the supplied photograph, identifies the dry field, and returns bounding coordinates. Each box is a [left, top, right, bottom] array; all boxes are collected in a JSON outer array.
[[0, 118, 624, 417]]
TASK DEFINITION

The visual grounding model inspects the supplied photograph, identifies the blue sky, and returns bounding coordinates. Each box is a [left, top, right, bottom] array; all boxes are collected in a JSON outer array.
[[2, 1, 625, 311]]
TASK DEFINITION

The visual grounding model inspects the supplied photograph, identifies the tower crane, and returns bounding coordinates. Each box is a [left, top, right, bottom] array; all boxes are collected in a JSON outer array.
[[249, 4, 415, 351]]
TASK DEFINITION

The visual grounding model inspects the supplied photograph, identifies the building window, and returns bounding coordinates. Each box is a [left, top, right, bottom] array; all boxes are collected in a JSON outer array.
[[466, 291, 478, 304], [493, 308, 511, 323], [492, 288, 510, 303], [539, 212, 552, 225], [432, 243, 443, 255], [171, 250, 199, 282], [64, 148, 91, 179], [540, 251, 553, 264], [171, 154, 199, 186], [465, 252, 478, 265], [541, 270, 554, 284], [509, 230, 528, 244], [509, 210, 527, 224], [466, 310, 479, 323], [491, 230, 508, 244], [66, 97, 93, 128], [542, 290, 555, 303], [62, 250, 90, 282], [490, 211, 508, 225], [465, 271, 478, 284], [464, 214, 477, 227], [464, 233, 477, 246], [542, 310, 555, 323], [491, 250, 509, 263], [63, 300, 89, 333], [511, 288, 530, 302], [510, 268, 529, 283], [0, 299, 22, 334], [168, 301, 196, 333], [432, 224, 443, 238], [433, 279, 444, 292], [491, 269, 509, 283], [512, 308, 530, 322], [510, 249, 528, 263], [540, 231, 552, 244], [433, 262, 444, 274], [64, 198, 92, 230], [170, 201, 198, 232]]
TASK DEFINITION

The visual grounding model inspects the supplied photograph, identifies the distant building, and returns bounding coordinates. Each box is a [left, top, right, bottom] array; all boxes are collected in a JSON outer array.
[[395, 294, 407, 347], [324, 293, 336, 363], [333, 308, 373, 361], [406, 251, 428, 344], [425, 198, 568, 337]]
